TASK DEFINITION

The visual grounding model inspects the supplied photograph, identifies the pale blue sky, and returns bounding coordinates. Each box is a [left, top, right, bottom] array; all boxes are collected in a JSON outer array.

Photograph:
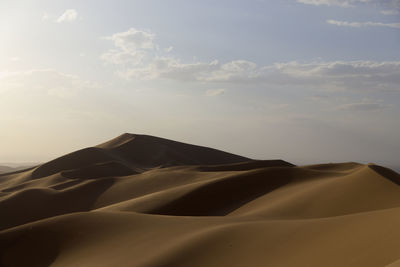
[[1, 0, 399, 168]]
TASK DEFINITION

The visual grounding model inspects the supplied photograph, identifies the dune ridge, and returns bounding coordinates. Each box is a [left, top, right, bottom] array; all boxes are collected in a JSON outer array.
[[1, 133, 399, 267]]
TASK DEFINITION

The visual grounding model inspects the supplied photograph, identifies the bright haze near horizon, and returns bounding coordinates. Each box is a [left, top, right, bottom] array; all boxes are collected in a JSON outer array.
[[1, 0, 399, 168]]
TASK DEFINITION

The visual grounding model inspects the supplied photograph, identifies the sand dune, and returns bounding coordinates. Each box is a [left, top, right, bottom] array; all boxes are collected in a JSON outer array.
[[0, 164, 36, 175], [0, 166, 14, 174], [1, 133, 399, 266]]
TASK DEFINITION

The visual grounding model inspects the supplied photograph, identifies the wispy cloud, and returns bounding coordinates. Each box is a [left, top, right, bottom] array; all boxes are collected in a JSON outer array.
[[296, 0, 362, 8], [56, 9, 78, 23], [327, 19, 400, 29], [205, 88, 226, 96], [297, 0, 400, 9], [165, 46, 174, 53], [41, 12, 51, 21], [297, 0, 400, 19], [102, 28, 400, 93], [337, 100, 390, 111], [0, 69, 99, 97], [381, 9, 400, 15]]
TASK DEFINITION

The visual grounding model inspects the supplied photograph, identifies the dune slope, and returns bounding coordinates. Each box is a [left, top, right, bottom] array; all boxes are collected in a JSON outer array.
[[0, 133, 399, 267]]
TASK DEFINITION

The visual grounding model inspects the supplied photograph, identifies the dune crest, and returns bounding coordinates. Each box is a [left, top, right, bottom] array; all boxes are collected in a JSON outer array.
[[1, 133, 399, 267]]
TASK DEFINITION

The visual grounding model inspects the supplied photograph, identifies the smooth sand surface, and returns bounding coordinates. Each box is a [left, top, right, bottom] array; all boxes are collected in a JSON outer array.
[[1, 133, 399, 267], [0, 166, 14, 174]]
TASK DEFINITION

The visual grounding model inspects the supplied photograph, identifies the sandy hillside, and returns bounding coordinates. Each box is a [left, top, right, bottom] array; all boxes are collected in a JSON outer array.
[[1, 133, 399, 267], [0, 165, 34, 175], [0, 166, 14, 174]]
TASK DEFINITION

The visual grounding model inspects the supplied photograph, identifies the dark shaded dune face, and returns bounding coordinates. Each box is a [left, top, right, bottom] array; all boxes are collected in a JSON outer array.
[[0, 178, 114, 230], [61, 161, 137, 179], [302, 162, 363, 172], [195, 160, 295, 172], [144, 168, 294, 216], [103, 134, 251, 168], [32, 147, 115, 179], [0, 224, 59, 267], [368, 164, 400, 185]]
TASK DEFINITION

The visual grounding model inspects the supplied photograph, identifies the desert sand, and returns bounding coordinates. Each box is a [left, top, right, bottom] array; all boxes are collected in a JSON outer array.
[[1, 133, 399, 267], [0, 166, 14, 174], [0, 165, 35, 175]]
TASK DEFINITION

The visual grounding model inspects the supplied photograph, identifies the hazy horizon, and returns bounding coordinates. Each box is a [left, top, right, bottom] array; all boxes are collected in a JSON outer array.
[[1, 0, 399, 167]]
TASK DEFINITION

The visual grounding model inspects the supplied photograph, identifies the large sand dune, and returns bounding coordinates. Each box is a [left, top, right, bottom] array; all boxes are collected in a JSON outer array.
[[1, 133, 399, 267]]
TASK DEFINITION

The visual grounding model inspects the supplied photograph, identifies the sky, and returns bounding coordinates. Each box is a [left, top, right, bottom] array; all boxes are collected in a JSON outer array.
[[0, 0, 399, 167]]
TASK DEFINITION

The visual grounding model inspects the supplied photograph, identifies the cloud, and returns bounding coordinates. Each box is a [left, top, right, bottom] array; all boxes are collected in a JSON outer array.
[[270, 61, 400, 91], [42, 12, 51, 21], [56, 9, 78, 23], [105, 28, 155, 51], [117, 58, 220, 81], [120, 59, 400, 92], [337, 100, 389, 111], [101, 28, 155, 65], [0, 69, 99, 97], [374, 0, 400, 11], [296, 0, 362, 7], [165, 46, 174, 53], [297, 0, 400, 16], [205, 88, 226, 96], [297, 0, 400, 8], [205, 60, 259, 82], [327, 19, 400, 28], [102, 29, 400, 92], [116, 58, 262, 83], [381, 9, 400, 15], [299, 1, 400, 32]]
